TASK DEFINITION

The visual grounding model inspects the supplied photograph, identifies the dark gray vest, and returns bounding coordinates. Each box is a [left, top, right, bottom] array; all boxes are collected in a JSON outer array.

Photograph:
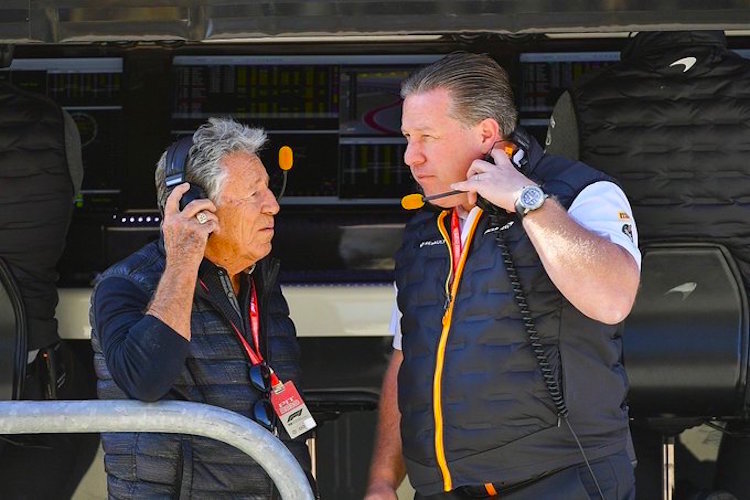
[[395, 134, 629, 495], [0, 82, 71, 349], [91, 240, 307, 498], [571, 31, 750, 290]]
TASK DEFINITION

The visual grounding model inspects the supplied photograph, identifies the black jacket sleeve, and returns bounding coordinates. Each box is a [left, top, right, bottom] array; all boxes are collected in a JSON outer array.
[[93, 276, 190, 401]]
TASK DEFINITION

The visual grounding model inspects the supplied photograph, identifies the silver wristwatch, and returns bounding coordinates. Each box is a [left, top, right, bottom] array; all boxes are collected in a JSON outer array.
[[514, 185, 548, 218]]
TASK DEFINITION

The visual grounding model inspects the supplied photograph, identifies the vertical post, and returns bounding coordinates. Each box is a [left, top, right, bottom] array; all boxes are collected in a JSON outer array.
[[307, 434, 317, 480], [662, 435, 675, 500]]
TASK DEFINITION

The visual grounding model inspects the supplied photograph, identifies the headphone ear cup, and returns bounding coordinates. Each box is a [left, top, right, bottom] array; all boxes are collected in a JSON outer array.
[[178, 184, 208, 211], [164, 136, 208, 211], [508, 129, 531, 173]]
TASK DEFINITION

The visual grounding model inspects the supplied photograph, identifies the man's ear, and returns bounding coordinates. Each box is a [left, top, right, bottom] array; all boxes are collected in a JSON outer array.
[[0, 45, 13, 69], [477, 117, 502, 151]]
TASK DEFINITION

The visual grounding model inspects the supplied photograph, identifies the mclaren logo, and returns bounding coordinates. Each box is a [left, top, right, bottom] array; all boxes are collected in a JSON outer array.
[[419, 239, 444, 248], [665, 282, 697, 300], [669, 56, 697, 73], [484, 221, 514, 234]]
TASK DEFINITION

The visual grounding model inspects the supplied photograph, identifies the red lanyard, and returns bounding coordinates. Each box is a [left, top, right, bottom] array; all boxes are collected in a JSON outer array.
[[450, 209, 463, 275], [228, 284, 262, 364], [232, 282, 282, 387], [201, 276, 281, 387]]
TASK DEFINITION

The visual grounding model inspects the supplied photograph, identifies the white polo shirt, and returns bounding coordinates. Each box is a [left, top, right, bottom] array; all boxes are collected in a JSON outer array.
[[391, 181, 641, 350]]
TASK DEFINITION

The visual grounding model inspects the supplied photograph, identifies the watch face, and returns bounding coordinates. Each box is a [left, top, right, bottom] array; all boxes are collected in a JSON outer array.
[[521, 186, 544, 209]]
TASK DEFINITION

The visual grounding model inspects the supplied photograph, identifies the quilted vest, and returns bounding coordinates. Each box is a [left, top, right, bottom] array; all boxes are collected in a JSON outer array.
[[0, 81, 71, 349], [395, 131, 629, 494], [91, 240, 308, 498], [571, 31, 750, 289]]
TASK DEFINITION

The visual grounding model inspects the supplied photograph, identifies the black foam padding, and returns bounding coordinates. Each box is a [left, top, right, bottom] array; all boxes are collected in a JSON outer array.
[[624, 243, 749, 419]]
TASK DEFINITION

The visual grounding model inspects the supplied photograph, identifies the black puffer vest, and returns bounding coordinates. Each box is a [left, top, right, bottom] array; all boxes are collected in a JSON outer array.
[[91, 240, 309, 499], [395, 131, 630, 495], [0, 81, 72, 350], [570, 31, 750, 289]]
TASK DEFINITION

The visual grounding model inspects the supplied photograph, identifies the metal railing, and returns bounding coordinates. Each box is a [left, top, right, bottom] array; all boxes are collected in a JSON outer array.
[[0, 400, 314, 500]]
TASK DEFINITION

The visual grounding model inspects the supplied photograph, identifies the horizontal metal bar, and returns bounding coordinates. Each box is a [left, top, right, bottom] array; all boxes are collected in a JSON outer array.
[[0, 400, 314, 500]]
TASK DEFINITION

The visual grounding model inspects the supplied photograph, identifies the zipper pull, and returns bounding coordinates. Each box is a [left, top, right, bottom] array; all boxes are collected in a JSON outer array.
[[443, 265, 453, 314], [442, 292, 452, 325]]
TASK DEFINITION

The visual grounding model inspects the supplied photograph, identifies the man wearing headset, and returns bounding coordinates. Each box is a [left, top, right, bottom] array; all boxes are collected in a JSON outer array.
[[365, 53, 641, 499], [90, 117, 314, 498]]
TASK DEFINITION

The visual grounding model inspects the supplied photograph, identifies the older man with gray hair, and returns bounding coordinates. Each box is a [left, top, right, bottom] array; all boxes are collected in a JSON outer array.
[[91, 117, 314, 498]]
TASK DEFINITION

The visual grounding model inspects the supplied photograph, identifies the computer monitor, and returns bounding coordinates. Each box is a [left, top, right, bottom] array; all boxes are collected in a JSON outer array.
[[171, 54, 439, 204]]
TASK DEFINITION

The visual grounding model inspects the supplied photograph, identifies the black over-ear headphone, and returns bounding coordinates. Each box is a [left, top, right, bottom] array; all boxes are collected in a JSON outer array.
[[482, 129, 529, 174], [164, 135, 207, 211], [507, 128, 530, 174]]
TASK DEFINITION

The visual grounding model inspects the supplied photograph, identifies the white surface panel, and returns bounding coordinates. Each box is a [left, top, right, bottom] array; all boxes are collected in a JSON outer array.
[[57, 285, 395, 339]]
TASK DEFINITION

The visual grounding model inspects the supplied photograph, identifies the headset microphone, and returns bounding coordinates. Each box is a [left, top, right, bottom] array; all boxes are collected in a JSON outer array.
[[401, 189, 465, 210], [401, 144, 517, 211], [277, 145, 293, 200]]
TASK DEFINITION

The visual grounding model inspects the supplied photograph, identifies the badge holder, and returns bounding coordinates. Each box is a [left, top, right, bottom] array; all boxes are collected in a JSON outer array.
[[269, 377, 317, 440]]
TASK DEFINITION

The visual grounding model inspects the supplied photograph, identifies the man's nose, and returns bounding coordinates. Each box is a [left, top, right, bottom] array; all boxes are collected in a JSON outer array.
[[265, 189, 280, 215], [404, 142, 425, 168]]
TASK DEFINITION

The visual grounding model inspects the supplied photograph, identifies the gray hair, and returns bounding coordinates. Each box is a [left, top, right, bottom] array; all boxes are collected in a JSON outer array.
[[400, 52, 517, 136], [155, 117, 267, 212]]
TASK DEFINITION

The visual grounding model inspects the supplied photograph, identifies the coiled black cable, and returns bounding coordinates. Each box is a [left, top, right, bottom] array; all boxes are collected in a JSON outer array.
[[485, 206, 604, 499], [488, 210, 567, 418]]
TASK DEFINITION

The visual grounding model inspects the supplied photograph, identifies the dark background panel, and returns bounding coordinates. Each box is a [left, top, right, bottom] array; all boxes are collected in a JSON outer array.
[[7, 36, 744, 285]]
